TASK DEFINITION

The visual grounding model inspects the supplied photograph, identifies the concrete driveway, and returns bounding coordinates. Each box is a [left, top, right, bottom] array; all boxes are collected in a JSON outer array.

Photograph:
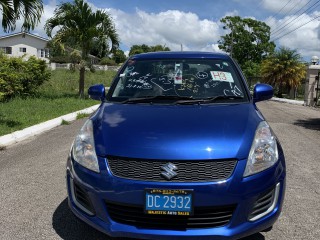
[[0, 101, 319, 239]]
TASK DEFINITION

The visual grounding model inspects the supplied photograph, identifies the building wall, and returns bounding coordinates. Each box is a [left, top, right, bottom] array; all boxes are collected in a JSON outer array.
[[0, 33, 49, 62], [305, 65, 320, 106]]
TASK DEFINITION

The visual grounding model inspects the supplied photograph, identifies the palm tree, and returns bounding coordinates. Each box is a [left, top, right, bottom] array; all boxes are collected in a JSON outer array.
[[261, 47, 306, 98], [0, 0, 43, 32], [45, 0, 119, 98]]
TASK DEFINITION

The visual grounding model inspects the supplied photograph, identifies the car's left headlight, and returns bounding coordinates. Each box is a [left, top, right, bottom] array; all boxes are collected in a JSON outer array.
[[244, 121, 278, 177], [72, 119, 100, 173]]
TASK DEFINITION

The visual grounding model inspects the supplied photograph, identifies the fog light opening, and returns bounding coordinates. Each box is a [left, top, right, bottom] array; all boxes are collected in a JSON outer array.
[[70, 178, 95, 216], [249, 182, 281, 221]]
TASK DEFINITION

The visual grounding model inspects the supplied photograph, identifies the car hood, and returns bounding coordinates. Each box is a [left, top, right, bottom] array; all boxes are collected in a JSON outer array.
[[93, 103, 264, 160]]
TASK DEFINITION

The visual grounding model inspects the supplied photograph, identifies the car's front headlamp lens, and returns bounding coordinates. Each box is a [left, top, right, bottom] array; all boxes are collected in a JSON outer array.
[[244, 121, 278, 177], [72, 119, 99, 173]]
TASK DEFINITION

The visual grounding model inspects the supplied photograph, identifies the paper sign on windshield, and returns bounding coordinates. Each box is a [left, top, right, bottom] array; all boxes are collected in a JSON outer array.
[[210, 71, 234, 83]]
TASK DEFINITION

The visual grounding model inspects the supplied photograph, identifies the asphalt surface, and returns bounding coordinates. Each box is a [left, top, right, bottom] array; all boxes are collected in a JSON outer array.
[[0, 101, 319, 240]]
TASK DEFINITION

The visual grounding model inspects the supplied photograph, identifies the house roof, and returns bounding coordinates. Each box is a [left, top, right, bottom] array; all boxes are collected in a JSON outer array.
[[0, 32, 100, 60], [0, 32, 48, 42]]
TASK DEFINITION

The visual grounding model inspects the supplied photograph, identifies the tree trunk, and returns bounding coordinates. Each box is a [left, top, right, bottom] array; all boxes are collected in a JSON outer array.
[[79, 67, 85, 98], [289, 87, 297, 99], [277, 81, 283, 98]]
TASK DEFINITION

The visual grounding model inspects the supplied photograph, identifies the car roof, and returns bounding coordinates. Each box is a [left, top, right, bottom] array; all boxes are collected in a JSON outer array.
[[130, 51, 231, 60]]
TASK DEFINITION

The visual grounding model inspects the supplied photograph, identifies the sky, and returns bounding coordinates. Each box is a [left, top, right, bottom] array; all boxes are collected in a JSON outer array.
[[1, 0, 320, 60]]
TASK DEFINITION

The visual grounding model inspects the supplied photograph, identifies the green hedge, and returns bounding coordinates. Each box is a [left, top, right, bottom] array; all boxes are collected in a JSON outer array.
[[0, 54, 51, 101], [99, 57, 116, 66]]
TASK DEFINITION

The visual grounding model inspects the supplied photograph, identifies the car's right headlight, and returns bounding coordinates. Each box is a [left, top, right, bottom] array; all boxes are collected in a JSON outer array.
[[244, 121, 278, 177], [72, 119, 100, 173]]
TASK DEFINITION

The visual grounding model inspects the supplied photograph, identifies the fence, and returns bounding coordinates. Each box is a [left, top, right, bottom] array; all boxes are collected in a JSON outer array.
[[47, 63, 119, 71]]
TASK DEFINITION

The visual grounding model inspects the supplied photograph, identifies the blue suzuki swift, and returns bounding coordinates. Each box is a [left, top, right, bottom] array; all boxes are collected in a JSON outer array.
[[66, 52, 286, 239]]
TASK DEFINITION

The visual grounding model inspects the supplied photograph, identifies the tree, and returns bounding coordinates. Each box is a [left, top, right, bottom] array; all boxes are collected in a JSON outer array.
[[45, 0, 119, 98], [112, 49, 127, 64], [129, 44, 150, 56], [218, 16, 275, 75], [99, 57, 116, 66], [46, 39, 71, 63], [129, 44, 170, 56], [0, 0, 43, 32], [242, 60, 261, 88], [150, 45, 170, 52], [261, 47, 306, 98]]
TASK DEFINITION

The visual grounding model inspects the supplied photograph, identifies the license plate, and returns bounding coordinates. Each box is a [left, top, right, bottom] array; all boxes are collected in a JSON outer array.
[[145, 189, 193, 216]]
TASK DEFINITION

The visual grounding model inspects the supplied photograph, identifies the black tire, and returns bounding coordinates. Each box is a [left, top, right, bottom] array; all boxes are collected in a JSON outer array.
[[261, 226, 273, 232]]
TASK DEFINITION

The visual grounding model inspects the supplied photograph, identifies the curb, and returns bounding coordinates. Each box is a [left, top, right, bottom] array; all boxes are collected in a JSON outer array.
[[0, 104, 100, 148], [270, 97, 304, 106]]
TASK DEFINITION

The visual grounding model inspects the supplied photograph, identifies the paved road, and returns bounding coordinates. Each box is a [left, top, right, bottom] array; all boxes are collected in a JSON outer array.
[[0, 101, 319, 240]]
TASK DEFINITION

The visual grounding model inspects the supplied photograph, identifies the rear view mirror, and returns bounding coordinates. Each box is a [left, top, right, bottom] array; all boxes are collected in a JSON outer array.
[[253, 84, 273, 103], [88, 84, 105, 101]]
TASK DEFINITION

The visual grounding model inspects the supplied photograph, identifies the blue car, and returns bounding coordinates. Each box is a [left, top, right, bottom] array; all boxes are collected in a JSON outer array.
[[66, 52, 286, 239]]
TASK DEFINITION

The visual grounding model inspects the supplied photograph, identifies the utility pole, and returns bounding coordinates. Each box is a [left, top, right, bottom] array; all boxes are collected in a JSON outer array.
[[181, 44, 183, 52], [230, 25, 234, 58]]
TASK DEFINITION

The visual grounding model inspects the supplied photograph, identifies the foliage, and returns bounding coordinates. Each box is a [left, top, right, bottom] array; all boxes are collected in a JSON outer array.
[[0, 69, 116, 135], [100, 57, 116, 66], [61, 119, 70, 125], [69, 50, 82, 71], [89, 37, 111, 58], [261, 47, 306, 98], [46, 39, 65, 57], [47, 39, 70, 63], [218, 16, 275, 68], [129, 44, 170, 56], [0, 54, 51, 101], [49, 55, 72, 63], [242, 61, 261, 79], [112, 49, 127, 64], [45, 0, 119, 98], [76, 113, 90, 119], [0, 0, 43, 32]]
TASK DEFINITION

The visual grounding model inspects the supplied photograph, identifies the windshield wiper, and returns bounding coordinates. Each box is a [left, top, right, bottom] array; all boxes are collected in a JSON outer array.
[[175, 95, 244, 105], [122, 95, 194, 104]]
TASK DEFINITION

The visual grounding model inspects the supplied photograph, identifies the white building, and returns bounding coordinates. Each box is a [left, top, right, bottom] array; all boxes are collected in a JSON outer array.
[[0, 32, 50, 62]]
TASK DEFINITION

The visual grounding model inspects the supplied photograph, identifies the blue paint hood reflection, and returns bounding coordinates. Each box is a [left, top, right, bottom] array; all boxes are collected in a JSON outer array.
[[93, 103, 262, 160]]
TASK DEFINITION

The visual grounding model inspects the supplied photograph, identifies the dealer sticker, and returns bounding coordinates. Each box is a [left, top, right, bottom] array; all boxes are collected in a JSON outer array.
[[210, 71, 234, 83]]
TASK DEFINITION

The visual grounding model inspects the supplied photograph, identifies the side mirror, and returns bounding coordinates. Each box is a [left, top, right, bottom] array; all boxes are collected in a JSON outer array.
[[88, 84, 105, 101], [253, 83, 273, 103]]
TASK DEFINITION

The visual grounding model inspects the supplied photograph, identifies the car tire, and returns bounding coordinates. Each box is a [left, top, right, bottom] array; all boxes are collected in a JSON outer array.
[[261, 226, 273, 232]]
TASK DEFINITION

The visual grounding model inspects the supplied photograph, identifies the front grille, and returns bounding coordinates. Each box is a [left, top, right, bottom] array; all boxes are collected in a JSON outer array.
[[106, 201, 236, 229], [73, 182, 95, 214], [249, 186, 276, 220], [107, 156, 237, 182]]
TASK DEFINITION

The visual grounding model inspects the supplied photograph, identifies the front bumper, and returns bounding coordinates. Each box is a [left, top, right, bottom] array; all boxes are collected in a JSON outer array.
[[66, 153, 286, 240]]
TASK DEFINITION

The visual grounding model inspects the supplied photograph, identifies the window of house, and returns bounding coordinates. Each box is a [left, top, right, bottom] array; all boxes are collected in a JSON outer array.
[[40, 49, 45, 57], [45, 49, 49, 58], [0, 47, 12, 54], [19, 48, 27, 52], [40, 49, 49, 58]]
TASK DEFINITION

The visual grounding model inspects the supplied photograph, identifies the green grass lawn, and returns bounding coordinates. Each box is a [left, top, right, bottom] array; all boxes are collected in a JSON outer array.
[[0, 69, 116, 136]]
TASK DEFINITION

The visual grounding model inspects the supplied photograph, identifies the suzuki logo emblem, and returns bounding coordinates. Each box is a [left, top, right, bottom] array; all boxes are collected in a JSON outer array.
[[160, 162, 178, 180]]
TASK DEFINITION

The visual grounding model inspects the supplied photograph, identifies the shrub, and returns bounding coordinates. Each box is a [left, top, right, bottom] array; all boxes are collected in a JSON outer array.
[[99, 57, 116, 66], [0, 55, 51, 101], [49, 55, 72, 63]]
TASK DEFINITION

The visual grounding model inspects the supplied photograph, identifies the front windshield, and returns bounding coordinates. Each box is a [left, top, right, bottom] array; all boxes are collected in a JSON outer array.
[[109, 58, 247, 103]]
